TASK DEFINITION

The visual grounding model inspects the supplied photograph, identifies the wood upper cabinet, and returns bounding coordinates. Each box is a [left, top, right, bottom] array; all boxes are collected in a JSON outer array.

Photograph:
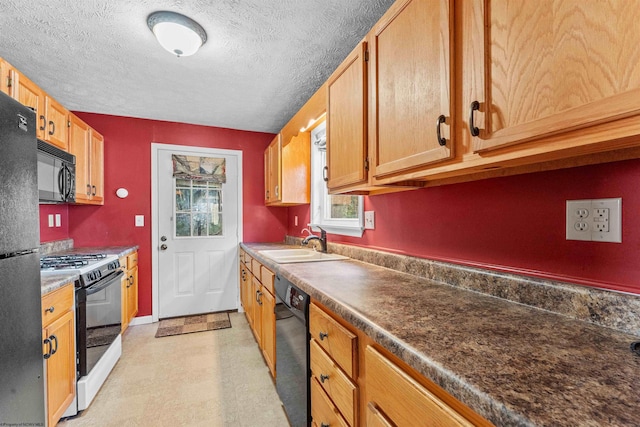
[[90, 130, 105, 204], [326, 40, 369, 192], [11, 67, 69, 150], [0, 58, 12, 95], [369, 0, 454, 181], [68, 113, 104, 205], [471, 0, 640, 153], [42, 283, 75, 427], [44, 95, 69, 150], [264, 134, 281, 204], [10, 69, 46, 141]]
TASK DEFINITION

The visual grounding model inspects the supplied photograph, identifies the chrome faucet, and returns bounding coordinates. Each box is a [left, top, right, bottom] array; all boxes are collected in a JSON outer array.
[[301, 227, 327, 253]]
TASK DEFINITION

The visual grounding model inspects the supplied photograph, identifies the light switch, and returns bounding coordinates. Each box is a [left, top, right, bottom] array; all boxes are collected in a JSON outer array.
[[55, 214, 61, 227], [135, 215, 145, 227]]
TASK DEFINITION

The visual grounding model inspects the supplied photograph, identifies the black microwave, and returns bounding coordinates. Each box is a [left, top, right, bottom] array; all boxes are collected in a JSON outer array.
[[37, 140, 76, 203]]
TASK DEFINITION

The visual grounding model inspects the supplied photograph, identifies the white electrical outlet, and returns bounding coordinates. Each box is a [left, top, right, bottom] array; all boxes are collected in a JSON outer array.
[[566, 198, 621, 243], [135, 215, 145, 227], [48, 214, 54, 227], [364, 211, 375, 230], [55, 214, 61, 227]]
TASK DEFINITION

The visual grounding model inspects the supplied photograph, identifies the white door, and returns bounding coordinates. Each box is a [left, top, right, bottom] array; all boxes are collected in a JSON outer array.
[[156, 146, 240, 319]]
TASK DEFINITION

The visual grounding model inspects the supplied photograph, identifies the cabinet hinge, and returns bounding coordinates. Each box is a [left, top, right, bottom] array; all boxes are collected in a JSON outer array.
[[364, 50, 369, 62], [364, 158, 370, 171], [6, 77, 12, 87]]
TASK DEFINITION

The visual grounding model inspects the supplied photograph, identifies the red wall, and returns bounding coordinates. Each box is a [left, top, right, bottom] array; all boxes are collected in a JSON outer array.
[[39, 204, 69, 242], [65, 113, 287, 316], [288, 159, 640, 295]]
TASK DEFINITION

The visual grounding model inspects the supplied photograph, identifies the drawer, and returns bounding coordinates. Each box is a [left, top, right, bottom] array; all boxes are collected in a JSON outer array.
[[251, 258, 262, 282], [260, 266, 275, 294], [127, 251, 138, 269], [310, 339, 357, 426], [42, 283, 74, 327], [311, 376, 350, 427], [365, 346, 473, 427], [309, 303, 357, 378]]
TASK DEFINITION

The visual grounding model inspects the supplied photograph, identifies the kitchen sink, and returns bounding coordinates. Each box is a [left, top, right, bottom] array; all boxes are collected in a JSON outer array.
[[259, 248, 348, 264]]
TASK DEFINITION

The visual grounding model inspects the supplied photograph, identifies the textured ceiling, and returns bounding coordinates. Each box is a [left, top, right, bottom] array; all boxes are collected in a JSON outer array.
[[0, 0, 394, 133]]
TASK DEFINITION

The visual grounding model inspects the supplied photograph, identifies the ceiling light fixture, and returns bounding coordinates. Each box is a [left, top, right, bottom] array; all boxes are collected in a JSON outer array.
[[147, 11, 207, 57]]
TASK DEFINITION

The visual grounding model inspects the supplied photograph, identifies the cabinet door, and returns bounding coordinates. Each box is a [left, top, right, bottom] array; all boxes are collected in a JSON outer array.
[[126, 265, 139, 323], [370, 0, 453, 179], [89, 130, 104, 204], [0, 58, 13, 96], [263, 149, 270, 203], [473, 0, 640, 152], [11, 70, 46, 140], [44, 96, 69, 150], [252, 276, 263, 346], [44, 310, 75, 427], [68, 113, 91, 203], [260, 287, 275, 377], [267, 135, 282, 204], [326, 41, 368, 190]]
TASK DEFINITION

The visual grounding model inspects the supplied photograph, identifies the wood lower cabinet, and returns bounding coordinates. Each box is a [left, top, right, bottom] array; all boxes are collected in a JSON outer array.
[[120, 251, 139, 334], [309, 302, 359, 426], [41, 283, 75, 427], [68, 113, 104, 205], [310, 300, 492, 427], [239, 250, 276, 377], [366, 345, 474, 427]]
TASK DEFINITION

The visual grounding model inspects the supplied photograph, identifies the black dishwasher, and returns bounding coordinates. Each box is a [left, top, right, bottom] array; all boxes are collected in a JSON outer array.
[[274, 274, 310, 427]]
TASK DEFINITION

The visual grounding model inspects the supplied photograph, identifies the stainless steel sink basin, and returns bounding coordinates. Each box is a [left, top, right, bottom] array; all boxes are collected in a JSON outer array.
[[259, 248, 348, 264]]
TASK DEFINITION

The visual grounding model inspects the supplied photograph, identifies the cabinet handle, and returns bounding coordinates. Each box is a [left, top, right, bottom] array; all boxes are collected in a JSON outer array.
[[50, 334, 58, 355], [469, 101, 480, 137], [436, 115, 447, 146], [92, 185, 97, 196], [320, 373, 329, 383], [265, 190, 269, 200], [39, 115, 46, 131], [43, 337, 52, 359], [48, 120, 55, 136], [322, 166, 328, 182], [86, 184, 91, 196], [45, 306, 55, 314], [319, 331, 328, 341], [321, 423, 330, 427], [257, 291, 263, 305]]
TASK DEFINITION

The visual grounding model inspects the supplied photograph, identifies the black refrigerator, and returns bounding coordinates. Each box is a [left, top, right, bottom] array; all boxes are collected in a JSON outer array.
[[0, 91, 45, 424]]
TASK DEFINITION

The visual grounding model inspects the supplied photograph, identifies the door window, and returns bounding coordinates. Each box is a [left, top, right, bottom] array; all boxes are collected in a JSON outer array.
[[174, 179, 223, 237]]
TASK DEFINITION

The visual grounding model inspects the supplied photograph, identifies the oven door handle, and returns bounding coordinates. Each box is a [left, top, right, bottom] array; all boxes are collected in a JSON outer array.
[[86, 269, 125, 295]]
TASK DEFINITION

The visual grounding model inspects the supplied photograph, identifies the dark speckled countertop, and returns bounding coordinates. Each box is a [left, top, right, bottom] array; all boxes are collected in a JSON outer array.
[[242, 242, 640, 427]]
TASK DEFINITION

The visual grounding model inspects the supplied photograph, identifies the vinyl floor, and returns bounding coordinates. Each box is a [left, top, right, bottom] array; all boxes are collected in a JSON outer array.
[[58, 312, 289, 426]]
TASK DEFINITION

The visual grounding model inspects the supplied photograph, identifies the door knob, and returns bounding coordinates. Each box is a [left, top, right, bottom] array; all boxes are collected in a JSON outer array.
[[160, 236, 167, 241], [160, 244, 167, 250]]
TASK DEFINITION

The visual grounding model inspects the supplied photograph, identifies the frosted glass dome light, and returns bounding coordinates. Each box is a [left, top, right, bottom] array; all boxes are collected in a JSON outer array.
[[147, 11, 207, 57]]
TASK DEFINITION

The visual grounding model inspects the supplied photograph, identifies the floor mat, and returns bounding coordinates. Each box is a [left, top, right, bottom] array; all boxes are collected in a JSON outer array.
[[155, 311, 231, 338]]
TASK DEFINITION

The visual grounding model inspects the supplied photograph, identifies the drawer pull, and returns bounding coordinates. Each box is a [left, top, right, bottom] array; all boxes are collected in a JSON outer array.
[[321, 423, 330, 427], [319, 331, 328, 341], [45, 306, 55, 313], [320, 373, 330, 383]]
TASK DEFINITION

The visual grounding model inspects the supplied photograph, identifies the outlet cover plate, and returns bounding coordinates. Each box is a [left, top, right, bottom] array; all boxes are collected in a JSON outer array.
[[566, 198, 621, 243], [364, 211, 375, 230]]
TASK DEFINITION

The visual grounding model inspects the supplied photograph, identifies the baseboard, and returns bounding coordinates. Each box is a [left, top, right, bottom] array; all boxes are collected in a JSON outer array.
[[129, 315, 153, 326]]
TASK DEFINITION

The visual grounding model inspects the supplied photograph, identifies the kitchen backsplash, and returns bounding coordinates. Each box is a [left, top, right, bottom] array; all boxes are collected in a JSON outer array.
[[40, 238, 74, 255], [286, 236, 640, 336]]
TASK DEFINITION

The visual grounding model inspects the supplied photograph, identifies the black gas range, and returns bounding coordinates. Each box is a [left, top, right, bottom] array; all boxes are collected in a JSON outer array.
[[40, 253, 121, 288]]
